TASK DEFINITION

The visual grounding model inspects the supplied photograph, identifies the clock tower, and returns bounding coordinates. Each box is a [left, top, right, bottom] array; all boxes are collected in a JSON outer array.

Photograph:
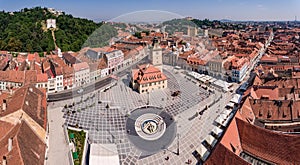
[[149, 38, 163, 71]]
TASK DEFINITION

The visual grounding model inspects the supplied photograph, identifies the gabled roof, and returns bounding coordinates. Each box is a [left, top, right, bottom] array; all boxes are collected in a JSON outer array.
[[236, 118, 300, 164], [205, 143, 249, 165], [132, 64, 167, 85], [36, 73, 48, 83], [0, 121, 46, 165], [0, 85, 47, 129], [62, 53, 80, 64], [73, 62, 89, 72]]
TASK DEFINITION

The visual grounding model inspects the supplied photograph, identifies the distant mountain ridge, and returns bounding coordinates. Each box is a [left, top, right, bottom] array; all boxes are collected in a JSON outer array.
[[219, 19, 233, 22]]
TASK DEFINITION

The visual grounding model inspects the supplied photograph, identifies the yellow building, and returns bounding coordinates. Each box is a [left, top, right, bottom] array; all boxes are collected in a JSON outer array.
[[131, 64, 167, 94]]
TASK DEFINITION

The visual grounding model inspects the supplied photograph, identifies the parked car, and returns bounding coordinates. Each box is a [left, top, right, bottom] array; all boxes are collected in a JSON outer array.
[[77, 88, 84, 94]]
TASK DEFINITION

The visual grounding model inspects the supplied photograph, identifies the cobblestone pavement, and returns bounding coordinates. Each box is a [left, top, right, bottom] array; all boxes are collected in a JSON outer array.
[[62, 65, 231, 164], [46, 107, 71, 165]]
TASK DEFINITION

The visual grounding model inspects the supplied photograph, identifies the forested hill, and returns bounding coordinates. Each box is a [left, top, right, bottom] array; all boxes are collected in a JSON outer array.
[[0, 7, 105, 53]]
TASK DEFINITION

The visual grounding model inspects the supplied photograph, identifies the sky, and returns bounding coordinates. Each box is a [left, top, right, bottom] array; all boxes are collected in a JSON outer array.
[[0, 0, 299, 22]]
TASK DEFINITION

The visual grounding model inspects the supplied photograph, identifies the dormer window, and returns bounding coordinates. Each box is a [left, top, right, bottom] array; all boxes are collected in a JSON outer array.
[[259, 109, 262, 117], [267, 109, 272, 118]]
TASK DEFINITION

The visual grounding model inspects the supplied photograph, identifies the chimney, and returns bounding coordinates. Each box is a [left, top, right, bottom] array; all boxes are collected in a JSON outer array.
[[2, 156, 7, 165], [3, 99, 6, 111], [8, 138, 12, 152]]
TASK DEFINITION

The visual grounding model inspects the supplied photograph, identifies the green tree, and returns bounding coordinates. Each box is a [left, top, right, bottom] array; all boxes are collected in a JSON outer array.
[[6, 37, 22, 51]]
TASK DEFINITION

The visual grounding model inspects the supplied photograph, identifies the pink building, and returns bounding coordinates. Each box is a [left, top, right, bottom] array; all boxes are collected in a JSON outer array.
[[104, 50, 124, 74]]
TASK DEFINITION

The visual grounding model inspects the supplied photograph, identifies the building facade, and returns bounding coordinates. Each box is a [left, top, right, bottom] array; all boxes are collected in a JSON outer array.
[[74, 62, 90, 87], [149, 39, 163, 70], [104, 50, 124, 74], [131, 64, 167, 94]]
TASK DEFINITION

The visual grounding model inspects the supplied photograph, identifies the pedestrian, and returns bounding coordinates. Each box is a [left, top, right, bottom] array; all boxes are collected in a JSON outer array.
[[165, 156, 169, 160], [186, 159, 192, 164]]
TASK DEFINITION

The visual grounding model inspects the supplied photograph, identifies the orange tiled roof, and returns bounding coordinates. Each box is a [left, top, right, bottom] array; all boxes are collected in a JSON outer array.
[[260, 55, 278, 62], [36, 73, 48, 83], [236, 118, 300, 164], [24, 70, 37, 85], [73, 62, 89, 72], [205, 143, 249, 165], [0, 121, 46, 165], [250, 87, 279, 100], [0, 85, 47, 129], [132, 64, 167, 85]]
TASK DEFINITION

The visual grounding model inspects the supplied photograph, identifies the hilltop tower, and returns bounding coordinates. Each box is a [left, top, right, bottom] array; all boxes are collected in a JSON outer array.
[[46, 19, 56, 29]]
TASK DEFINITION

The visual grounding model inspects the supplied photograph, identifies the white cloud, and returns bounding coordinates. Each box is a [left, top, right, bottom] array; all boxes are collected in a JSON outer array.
[[257, 4, 267, 10]]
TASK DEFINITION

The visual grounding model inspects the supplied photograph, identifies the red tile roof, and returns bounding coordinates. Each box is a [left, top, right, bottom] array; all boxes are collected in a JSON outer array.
[[236, 118, 300, 164], [132, 64, 167, 85], [0, 85, 47, 129], [250, 87, 279, 100], [24, 70, 37, 85], [0, 121, 46, 165], [36, 73, 48, 83], [260, 55, 278, 63], [205, 143, 249, 165], [0, 121, 14, 140], [73, 62, 89, 72]]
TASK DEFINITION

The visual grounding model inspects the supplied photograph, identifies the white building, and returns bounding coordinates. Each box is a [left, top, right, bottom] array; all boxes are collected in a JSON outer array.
[[100, 68, 109, 78], [74, 62, 90, 87], [46, 67, 64, 93], [89, 144, 120, 165], [35, 73, 48, 89], [89, 63, 101, 82], [163, 50, 179, 66], [47, 77, 56, 93], [46, 19, 56, 29], [0, 71, 24, 91], [55, 74, 64, 92]]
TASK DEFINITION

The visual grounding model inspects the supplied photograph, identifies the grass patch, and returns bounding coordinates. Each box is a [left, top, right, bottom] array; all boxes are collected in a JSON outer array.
[[68, 129, 86, 165]]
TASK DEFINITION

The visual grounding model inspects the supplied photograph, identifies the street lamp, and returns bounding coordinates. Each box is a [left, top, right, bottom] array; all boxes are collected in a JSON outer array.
[[80, 80, 86, 101], [176, 133, 180, 155], [147, 91, 150, 106]]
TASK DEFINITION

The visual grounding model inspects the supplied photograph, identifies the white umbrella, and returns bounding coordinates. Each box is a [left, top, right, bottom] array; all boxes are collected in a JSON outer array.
[[214, 114, 227, 125], [221, 109, 231, 117], [212, 126, 223, 138], [195, 144, 210, 161], [205, 135, 218, 148]]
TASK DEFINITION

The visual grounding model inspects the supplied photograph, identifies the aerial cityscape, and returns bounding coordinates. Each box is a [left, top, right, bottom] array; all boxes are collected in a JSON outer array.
[[0, 0, 300, 165]]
